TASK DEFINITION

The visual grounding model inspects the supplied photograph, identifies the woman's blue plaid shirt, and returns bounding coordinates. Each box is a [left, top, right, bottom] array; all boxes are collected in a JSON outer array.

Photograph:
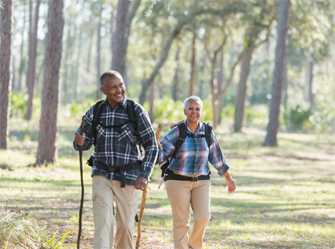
[[159, 121, 229, 177]]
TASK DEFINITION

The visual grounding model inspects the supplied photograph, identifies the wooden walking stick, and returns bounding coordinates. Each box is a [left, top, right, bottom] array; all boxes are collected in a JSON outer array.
[[77, 148, 84, 249], [135, 123, 162, 249]]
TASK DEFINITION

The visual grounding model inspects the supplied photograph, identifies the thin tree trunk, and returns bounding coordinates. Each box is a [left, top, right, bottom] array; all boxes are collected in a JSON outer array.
[[217, 48, 225, 124], [148, 81, 155, 121], [17, 1, 27, 91], [0, 0, 12, 149], [306, 55, 315, 110], [61, 25, 73, 104], [171, 45, 181, 101], [25, 0, 41, 120], [111, 0, 140, 78], [264, 0, 290, 146], [96, 2, 103, 99], [189, 30, 197, 96], [36, 0, 64, 165], [233, 47, 253, 132]]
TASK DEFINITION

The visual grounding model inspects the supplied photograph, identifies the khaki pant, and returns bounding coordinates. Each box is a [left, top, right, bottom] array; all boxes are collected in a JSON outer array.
[[92, 175, 138, 249], [165, 180, 210, 249]]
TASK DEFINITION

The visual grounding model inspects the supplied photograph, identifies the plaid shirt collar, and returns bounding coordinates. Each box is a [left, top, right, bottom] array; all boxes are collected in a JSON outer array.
[[103, 96, 128, 109]]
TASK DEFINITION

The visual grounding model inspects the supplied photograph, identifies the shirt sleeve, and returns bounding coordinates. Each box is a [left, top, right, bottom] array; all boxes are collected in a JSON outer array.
[[73, 106, 95, 151], [158, 126, 179, 163], [134, 104, 159, 179], [208, 129, 230, 176]]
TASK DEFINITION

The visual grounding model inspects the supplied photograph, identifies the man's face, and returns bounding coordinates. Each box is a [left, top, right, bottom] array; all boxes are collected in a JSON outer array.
[[101, 78, 126, 105], [184, 101, 202, 124]]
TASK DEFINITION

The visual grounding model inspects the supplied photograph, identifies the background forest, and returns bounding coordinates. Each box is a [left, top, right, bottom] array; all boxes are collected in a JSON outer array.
[[0, 0, 335, 248]]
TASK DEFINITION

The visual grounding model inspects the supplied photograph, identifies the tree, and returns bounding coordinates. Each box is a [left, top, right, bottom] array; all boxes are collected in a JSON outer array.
[[25, 0, 41, 120], [111, 0, 141, 78], [264, 0, 290, 146], [36, 0, 64, 165], [0, 0, 12, 149]]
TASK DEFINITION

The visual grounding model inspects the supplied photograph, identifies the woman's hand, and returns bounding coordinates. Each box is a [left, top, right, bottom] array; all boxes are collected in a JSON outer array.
[[224, 171, 236, 193], [226, 178, 236, 193]]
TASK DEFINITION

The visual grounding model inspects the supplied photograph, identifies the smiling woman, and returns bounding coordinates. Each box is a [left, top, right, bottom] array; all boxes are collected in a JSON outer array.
[[159, 95, 236, 249]]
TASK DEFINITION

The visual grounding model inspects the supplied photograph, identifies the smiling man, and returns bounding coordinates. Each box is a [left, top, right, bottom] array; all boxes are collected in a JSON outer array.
[[73, 70, 158, 249]]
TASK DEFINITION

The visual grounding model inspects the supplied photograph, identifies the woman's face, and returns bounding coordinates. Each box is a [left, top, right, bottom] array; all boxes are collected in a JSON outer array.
[[184, 101, 202, 124]]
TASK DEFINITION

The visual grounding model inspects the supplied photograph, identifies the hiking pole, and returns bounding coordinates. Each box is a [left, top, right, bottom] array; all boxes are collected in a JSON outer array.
[[135, 185, 148, 249], [77, 148, 84, 249], [135, 123, 162, 249]]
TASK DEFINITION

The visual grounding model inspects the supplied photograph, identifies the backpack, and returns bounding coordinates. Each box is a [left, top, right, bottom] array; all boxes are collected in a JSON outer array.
[[87, 98, 140, 166], [160, 122, 213, 176], [91, 99, 139, 144]]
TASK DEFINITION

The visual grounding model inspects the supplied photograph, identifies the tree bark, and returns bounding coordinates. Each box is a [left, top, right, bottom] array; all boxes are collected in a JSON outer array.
[[25, 0, 41, 120], [96, 1, 103, 99], [189, 30, 197, 96], [217, 49, 225, 124], [306, 54, 315, 110], [264, 0, 290, 146], [0, 0, 12, 149], [36, 0, 64, 165], [171, 45, 181, 101], [17, 1, 27, 92], [111, 0, 141, 78]]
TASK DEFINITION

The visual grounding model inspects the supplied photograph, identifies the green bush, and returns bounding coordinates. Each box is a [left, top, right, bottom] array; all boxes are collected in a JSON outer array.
[[284, 105, 311, 131], [10, 92, 27, 118]]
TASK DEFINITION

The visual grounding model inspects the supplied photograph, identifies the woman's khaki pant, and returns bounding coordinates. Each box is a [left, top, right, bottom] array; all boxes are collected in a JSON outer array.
[[92, 175, 138, 249], [165, 180, 210, 249]]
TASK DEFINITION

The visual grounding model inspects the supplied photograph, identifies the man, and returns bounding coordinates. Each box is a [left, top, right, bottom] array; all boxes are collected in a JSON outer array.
[[73, 70, 159, 249]]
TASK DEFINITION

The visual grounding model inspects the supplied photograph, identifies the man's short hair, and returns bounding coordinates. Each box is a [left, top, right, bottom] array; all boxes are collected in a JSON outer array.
[[183, 96, 203, 110], [100, 70, 124, 84]]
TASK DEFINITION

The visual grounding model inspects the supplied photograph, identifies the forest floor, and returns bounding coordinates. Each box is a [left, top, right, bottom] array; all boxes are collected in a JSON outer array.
[[1, 120, 335, 249]]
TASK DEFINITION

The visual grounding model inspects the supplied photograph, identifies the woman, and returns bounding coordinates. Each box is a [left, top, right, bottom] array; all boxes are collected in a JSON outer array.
[[159, 96, 236, 249]]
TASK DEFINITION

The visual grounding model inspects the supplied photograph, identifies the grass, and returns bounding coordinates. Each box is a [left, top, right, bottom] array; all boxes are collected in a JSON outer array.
[[0, 120, 335, 248]]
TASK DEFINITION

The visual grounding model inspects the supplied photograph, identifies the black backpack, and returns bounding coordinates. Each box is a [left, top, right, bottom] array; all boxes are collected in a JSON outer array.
[[91, 99, 139, 144], [87, 98, 140, 166], [160, 122, 213, 176]]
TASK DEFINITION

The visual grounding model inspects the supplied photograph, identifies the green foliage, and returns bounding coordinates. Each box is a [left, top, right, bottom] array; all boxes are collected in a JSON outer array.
[[69, 99, 96, 118], [10, 92, 27, 118], [150, 97, 185, 123], [284, 105, 311, 131], [310, 103, 335, 133]]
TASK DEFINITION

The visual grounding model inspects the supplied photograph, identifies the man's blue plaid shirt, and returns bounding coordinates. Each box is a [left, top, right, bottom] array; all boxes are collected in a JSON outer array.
[[74, 98, 159, 184]]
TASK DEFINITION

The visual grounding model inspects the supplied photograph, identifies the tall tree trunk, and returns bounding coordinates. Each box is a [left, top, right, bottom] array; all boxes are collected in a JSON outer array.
[[171, 45, 181, 101], [209, 49, 221, 128], [148, 81, 155, 121], [25, 0, 41, 120], [0, 0, 12, 149], [17, 2, 27, 92], [73, 30, 82, 101], [111, 0, 140, 78], [217, 48, 225, 124], [36, 0, 64, 165], [96, 2, 103, 99], [61, 25, 73, 104], [233, 46, 254, 132], [264, 0, 290, 147], [189, 30, 197, 96], [306, 54, 315, 110]]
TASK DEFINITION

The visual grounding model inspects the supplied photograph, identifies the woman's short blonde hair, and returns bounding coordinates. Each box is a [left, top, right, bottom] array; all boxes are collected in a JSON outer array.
[[183, 96, 203, 110]]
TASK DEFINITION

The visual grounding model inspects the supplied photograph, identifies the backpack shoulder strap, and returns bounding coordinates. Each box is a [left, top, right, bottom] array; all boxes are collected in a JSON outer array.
[[125, 99, 137, 124], [204, 123, 214, 147], [92, 99, 105, 143], [171, 122, 187, 158]]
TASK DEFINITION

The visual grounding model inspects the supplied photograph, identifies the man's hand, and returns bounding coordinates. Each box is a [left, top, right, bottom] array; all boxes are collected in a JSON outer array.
[[74, 132, 86, 146], [134, 176, 148, 191]]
